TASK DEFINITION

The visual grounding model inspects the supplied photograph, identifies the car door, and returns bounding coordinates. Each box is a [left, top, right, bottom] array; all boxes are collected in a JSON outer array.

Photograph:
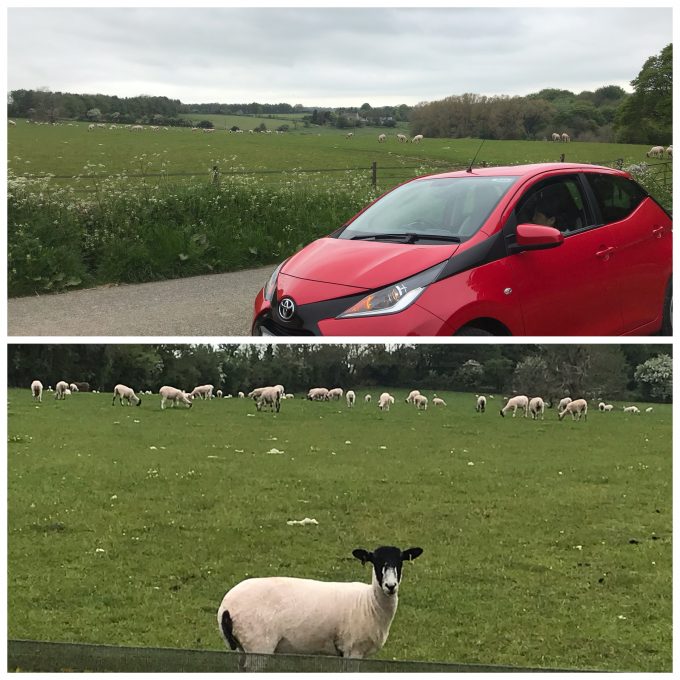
[[582, 172, 672, 331], [504, 174, 625, 335]]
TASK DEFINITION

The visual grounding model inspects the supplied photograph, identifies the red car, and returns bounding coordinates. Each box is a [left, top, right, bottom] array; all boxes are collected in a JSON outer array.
[[252, 163, 672, 336]]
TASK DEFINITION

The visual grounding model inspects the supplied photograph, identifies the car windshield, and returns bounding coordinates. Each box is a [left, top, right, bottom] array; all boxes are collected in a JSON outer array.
[[338, 175, 518, 243]]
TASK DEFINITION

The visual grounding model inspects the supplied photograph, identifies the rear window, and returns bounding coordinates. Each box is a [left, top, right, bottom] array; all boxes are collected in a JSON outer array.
[[587, 174, 647, 224]]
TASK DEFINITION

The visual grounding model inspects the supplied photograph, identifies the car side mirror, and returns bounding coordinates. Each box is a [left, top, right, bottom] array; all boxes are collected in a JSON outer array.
[[510, 223, 564, 253]]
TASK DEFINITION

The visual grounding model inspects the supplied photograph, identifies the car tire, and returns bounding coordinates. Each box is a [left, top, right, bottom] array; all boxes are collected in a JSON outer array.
[[454, 326, 494, 336], [661, 278, 672, 335]]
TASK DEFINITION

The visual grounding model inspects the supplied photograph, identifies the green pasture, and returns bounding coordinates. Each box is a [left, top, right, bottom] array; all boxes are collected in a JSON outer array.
[[7, 118, 662, 191], [7, 388, 671, 671]]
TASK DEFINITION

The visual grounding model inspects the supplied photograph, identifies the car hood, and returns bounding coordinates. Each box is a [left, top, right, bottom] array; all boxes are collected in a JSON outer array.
[[281, 237, 459, 289]]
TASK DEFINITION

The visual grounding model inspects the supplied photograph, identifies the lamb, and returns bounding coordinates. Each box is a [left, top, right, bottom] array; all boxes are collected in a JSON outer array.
[[558, 398, 588, 421], [405, 390, 420, 404], [256, 387, 281, 413], [603, 404, 614, 412], [529, 397, 545, 420], [411, 134, 424, 144], [646, 146, 665, 158], [217, 390, 223, 399], [30, 380, 43, 402], [217, 545, 423, 661], [645, 406, 654, 413], [159, 385, 193, 409], [285, 393, 295, 399], [346, 390, 356, 407], [598, 402, 606, 412], [499, 395, 529, 418], [69, 383, 79, 392], [307, 387, 330, 401], [112, 384, 142, 406], [551, 132, 561, 142], [378, 134, 387, 143], [396, 133, 407, 143], [328, 388, 344, 400], [475, 395, 486, 413], [364, 394, 372, 403], [9, 119, 17, 126], [54, 380, 69, 400], [414, 394, 428, 410], [666, 145, 672, 159], [432, 397, 447, 407], [561, 132, 570, 143], [378, 393, 395, 411], [346, 132, 354, 139], [623, 405, 640, 414], [238, 392, 245, 398]]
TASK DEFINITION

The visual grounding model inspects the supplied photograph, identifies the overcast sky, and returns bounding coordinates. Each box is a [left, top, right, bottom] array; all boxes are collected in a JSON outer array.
[[6, 6, 673, 108]]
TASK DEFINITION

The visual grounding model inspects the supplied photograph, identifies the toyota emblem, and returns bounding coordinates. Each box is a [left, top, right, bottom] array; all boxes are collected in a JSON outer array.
[[278, 297, 296, 320]]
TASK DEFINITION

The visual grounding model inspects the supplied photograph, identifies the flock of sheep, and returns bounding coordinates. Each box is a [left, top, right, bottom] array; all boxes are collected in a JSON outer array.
[[29, 380, 652, 419], [646, 145, 672, 159]]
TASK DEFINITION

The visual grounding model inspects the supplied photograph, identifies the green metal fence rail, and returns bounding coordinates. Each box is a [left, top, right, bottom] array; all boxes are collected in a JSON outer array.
[[8, 639, 583, 673]]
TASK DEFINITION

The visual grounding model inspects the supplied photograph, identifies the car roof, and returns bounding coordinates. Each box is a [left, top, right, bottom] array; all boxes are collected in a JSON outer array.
[[423, 162, 625, 179]]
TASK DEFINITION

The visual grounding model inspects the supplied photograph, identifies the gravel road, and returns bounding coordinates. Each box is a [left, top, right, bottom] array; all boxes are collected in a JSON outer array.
[[8, 265, 274, 337]]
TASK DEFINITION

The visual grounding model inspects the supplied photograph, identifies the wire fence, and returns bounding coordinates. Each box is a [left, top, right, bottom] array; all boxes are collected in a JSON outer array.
[[7, 639, 584, 673]]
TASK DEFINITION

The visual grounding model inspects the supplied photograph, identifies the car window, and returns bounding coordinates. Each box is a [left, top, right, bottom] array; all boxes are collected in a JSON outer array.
[[339, 176, 518, 243], [586, 174, 647, 224], [515, 176, 589, 234]]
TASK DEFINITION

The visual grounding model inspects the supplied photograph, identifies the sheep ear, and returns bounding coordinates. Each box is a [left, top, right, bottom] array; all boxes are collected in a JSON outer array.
[[402, 547, 423, 562], [352, 549, 372, 565]]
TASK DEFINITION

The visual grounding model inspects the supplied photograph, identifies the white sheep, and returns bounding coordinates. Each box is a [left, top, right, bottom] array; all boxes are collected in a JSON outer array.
[[396, 133, 407, 143], [159, 385, 193, 410], [551, 132, 561, 142], [9, 119, 17, 126], [623, 405, 640, 414], [378, 393, 395, 411], [603, 404, 614, 412], [475, 395, 486, 413], [529, 397, 545, 420], [238, 391, 245, 398], [666, 145, 672, 158], [558, 398, 588, 421], [346, 390, 356, 407], [346, 132, 354, 139], [54, 380, 69, 400], [405, 390, 420, 404], [364, 394, 372, 403], [285, 393, 295, 399], [411, 134, 424, 144], [112, 384, 142, 406], [308, 387, 330, 401], [432, 397, 447, 407], [217, 389, 223, 399], [378, 133, 387, 143], [645, 406, 654, 413], [561, 132, 570, 143], [190, 384, 214, 400], [328, 388, 344, 401], [646, 146, 665, 158], [413, 394, 428, 410], [256, 386, 281, 413], [69, 383, 79, 392], [499, 395, 529, 418], [217, 545, 423, 661], [557, 397, 572, 412], [30, 380, 43, 402], [598, 402, 606, 412]]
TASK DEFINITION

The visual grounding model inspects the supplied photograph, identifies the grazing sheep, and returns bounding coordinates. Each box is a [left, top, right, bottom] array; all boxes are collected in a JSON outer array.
[[346, 132, 354, 139], [159, 385, 193, 410], [190, 384, 214, 400], [666, 145, 672, 159], [623, 405, 640, 414], [378, 134, 387, 143], [217, 545, 423, 660], [328, 388, 344, 401], [69, 383, 79, 392], [432, 397, 447, 407], [557, 397, 572, 412], [551, 132, 561, 142], [396, 133, 407, 143], [558, 398, 588, 421], [130, 125, 144, 132], [603, 404, 614, 412], [285, 393, 295, 399], [112, 384, 142, 406], [561, 132, 570, 143], [646, 146, 665, 158], [9, 119, 17, 126], [598, 402, 606, 412], [54, 380, 69, 400], [30, 380, 43, 402], [364, 394, 372, 403], [217, 390, 223, 399], [405, 390, 420, 404], [500, 395, 529, 418], [475, 395, 486, 413], [88, 124, 95, 131], [378, 393, 395, 411], [346, 390, 356, 407], [238, 391, 245, 398], [256, 387, 281, 413], [529, 397, 545, 420], [413, 394, 428, 410], [411, 134, 424, 144], [307, 387, 330, 401], [645, 406, 654, 413]]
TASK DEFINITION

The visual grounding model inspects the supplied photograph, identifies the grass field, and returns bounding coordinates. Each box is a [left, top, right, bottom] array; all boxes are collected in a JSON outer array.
[[7, 388, 672, 671]]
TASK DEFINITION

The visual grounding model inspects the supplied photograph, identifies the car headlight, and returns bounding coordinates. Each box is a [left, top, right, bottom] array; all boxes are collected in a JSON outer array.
[[263, 260, 287, 302], [337, 262, 445, 318]]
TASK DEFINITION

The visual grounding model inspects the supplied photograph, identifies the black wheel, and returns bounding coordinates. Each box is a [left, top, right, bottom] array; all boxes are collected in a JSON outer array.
[[661, 278, 672, 335], [455, 326, 494, 336]]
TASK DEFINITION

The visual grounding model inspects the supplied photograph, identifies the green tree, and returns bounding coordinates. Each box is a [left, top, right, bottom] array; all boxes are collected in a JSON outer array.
[[634, 354, 672, 402]]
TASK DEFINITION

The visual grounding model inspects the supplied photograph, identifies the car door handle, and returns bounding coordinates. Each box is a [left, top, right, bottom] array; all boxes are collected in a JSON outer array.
[[652, 225, 665, 238], [595, 246, 614, 260]]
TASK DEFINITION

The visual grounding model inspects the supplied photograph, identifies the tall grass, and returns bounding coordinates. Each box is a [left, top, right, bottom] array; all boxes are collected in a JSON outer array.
[[8, 171, 379, 296]]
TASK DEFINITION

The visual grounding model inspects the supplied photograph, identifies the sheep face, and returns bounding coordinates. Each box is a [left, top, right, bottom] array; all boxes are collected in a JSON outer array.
[[352, 546, 423, 596]]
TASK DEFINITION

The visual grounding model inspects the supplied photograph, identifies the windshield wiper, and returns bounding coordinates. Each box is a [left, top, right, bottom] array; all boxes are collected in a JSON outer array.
[[349, 232, 460, 243]]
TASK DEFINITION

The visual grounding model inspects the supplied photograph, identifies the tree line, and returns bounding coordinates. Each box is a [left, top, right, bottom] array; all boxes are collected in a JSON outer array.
[[7, 344, 671, 403]]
